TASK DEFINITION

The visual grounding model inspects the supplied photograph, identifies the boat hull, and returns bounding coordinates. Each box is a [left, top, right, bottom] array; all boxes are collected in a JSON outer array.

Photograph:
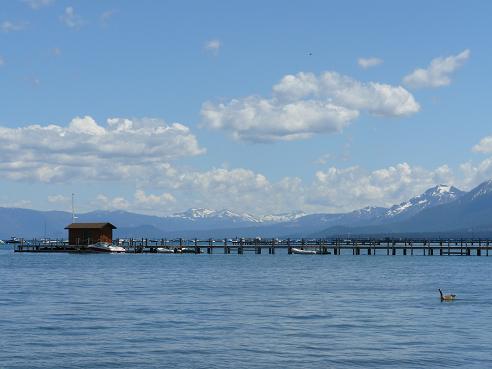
[[87, 242, 126, 253], [291, 248, 317, 255]]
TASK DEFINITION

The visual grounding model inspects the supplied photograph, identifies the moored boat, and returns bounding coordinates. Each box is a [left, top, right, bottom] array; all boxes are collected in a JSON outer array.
[[87, 242, 126, 253], [291, 247, 317, 255], [156, 247, 175, 253], [179, 247, 199, 254], [5, 237, 21, 244]]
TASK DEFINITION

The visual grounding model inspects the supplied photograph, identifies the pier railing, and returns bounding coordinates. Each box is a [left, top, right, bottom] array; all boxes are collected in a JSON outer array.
[[12, 237, 492, 256]]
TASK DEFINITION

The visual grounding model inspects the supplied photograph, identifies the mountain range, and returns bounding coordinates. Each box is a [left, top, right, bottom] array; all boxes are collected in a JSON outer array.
[[2, 181, 492, 239]]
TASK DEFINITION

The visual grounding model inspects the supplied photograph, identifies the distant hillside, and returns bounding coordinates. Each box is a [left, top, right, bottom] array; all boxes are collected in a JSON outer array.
[[314, 180, 492, 237], [2, 180, 492, 240]]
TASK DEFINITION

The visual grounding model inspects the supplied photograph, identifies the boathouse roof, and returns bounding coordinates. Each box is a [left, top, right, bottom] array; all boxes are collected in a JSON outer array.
[[64, 223, 117, 230]]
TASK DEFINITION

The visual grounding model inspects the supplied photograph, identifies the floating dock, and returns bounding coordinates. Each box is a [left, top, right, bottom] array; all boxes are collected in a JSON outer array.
[[12, 238, 492, 256]]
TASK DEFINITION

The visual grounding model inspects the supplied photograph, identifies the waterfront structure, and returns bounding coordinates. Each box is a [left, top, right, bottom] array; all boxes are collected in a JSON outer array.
[[65, 223, 116, 245], [14, 236, 492, 256]]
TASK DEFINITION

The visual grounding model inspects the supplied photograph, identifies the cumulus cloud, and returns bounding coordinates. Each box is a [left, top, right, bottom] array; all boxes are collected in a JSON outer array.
[[310, 162, 454, 211], [472, 136, 492, 154], [23, 0, 55, 9], [34, 154, 492, 216], [403, 49, 470, 89], [202, 71, 419, 142], [0, 116, 204, 183], [459, 158, 492, 189], [358, 57, 383, 69], [153, 162, 454, 214], [462, 136, 492, 188], [135, 190, 176, 207], [94, 191, 177, 212], [202, 97, 358, 142], [204, 39, 221, 54], [153, 167, 306, 215], [60, 7, 84, 29], [96, 195, 130, 211], [1, 21, 28, 32], [85, 160, 470, 216]]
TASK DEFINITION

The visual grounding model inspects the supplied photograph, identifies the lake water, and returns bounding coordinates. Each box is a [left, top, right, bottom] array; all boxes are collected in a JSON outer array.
[[1, 248, 492, 368]]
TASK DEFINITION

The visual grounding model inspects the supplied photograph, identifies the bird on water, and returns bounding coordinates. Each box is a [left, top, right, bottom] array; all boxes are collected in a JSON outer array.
[[439, 289, 456, 301]]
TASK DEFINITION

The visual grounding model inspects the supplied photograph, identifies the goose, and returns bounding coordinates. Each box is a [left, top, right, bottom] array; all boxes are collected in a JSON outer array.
[[439, 289, 456, 301]]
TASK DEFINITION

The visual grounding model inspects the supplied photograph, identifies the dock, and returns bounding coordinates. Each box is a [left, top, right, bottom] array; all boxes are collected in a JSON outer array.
[[12, 237, 492, 256]]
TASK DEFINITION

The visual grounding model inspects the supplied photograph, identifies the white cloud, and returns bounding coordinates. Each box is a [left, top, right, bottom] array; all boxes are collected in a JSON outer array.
[[153, 167, 305, 215], [204, 39, 221, 54], [60, 7, 84, 29], [23, 0, 55, 9], [1, 21, 28, 32], [90, 190, 176, 214], [273, 72, 419, 116], [310, 162, 454, 211], [0, 116, 204, 183], [202, 97, 358, 142], [403, 49, 470, 89], [202, 71, 419, 142], [135, 190, 176, 208], [155, 163, 451, 214], [459, 158, 492, 189], [472, 136, 492, 154], [358, 57, 383, 69], [47, 194, 69, 204], [96, 195, 130, 211], [85, 160, 468, 216], [463, 136, 492, 188], [33, 154, 492, 216]]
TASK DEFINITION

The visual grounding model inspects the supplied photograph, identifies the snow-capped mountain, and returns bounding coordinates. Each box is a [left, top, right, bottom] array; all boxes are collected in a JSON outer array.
[[469, 179, 492, 201], [258, 211, 307, 223], [169, 208, 258, 222], [4, 181, 492, 239], [244, 184, 468, 236], [168, 208, 306, 224], [384, 185, 465, 220]]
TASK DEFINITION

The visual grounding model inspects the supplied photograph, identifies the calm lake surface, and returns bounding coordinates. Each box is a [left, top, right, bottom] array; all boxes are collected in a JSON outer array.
[[1, 248, 492, 369]]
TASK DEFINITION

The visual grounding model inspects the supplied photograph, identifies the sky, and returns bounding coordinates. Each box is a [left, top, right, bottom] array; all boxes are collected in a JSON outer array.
[[1, 0, 491, 216]]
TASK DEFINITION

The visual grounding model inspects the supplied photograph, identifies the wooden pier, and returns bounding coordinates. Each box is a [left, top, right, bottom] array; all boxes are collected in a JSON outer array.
[[12, 237, 492, 256]]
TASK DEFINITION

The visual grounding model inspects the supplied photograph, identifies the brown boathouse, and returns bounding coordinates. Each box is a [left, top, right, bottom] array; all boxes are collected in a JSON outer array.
[[65, 223, 116, 245]]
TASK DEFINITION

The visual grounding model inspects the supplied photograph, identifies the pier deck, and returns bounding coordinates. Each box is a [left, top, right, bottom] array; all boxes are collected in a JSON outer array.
[[12, 238, 492, 256]]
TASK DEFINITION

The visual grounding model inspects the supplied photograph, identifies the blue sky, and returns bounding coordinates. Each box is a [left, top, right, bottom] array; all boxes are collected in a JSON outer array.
[[1, 0, 491, 215]]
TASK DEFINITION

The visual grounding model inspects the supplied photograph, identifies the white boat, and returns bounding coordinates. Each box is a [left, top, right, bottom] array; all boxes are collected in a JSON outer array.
[[291, 247, 317, 255], [0, 240, 4, 245], [179, 247, 199, 254], [87, 242, 126, 253], [5, 237, 21, 244], [156, 247, 175, 254]]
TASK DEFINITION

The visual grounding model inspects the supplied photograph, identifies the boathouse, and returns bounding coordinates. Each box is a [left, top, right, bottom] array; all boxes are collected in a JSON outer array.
[[65, 223, 116, 245]]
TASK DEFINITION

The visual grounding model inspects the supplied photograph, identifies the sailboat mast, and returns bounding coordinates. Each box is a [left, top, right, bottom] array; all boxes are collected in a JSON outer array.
[[72, 193, 75, 224]]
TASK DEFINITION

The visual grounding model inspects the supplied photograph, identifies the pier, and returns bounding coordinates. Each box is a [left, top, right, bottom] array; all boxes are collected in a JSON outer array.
[[12, 237, 492, 256]]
